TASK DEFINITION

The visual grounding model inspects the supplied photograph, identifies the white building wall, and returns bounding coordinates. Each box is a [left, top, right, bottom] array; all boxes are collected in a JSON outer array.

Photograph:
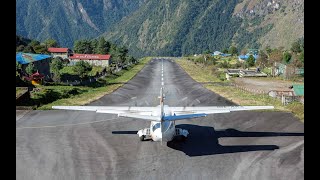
[[69, 59, 110, 67]]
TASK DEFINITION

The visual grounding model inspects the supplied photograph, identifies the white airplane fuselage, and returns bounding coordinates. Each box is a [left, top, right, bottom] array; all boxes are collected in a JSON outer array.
[[149, 105, 176, 142]]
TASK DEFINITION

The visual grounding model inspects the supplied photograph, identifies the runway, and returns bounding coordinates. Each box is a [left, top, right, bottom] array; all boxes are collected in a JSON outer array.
[[16, 58, 304, 180]]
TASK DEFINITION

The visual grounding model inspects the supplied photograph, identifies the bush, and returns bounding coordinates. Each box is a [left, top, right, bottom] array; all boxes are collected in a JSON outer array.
[[217, 60, 230, 68]]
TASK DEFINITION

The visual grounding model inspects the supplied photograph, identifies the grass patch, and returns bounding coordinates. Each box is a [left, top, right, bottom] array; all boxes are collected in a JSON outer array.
[[88, 66, 104, 76], [16, 87, 28, 98], [176, 58, 220, 82], [37, 57, 152, 110], [176, 57, 304, 122]]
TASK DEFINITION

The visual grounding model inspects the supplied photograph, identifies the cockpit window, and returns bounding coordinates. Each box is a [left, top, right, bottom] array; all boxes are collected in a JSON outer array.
[[152, 123, 160, 132]]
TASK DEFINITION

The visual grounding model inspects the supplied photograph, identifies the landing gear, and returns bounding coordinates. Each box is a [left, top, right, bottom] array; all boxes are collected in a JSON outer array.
[[139, 135, 145, 141]]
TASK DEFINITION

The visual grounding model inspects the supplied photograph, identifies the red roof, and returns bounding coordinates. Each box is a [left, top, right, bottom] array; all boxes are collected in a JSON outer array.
[[48, 47, 69, 53], [69, 54, 111, 60]]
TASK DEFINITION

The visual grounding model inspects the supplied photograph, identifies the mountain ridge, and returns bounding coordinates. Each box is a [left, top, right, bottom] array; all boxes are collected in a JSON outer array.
[[16, 0, 304, 57]]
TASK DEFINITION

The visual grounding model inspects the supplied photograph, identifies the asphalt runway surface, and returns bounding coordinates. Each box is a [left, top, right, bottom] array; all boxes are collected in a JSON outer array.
[[16, 58, 304, 180]]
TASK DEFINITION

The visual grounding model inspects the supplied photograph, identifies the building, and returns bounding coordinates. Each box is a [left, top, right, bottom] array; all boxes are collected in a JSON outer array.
[[272, 62, 304, 78], [292, 84, 304, 96], [220, 53, 231, 57], [247, 49, 259, 55], [69, 54, 111, 67], [212, 51, 222, 56], [16, 52, 52, 79], [48, 47, 72, 59], [225, 68, 267, 80], [238, 54, 259, 62]]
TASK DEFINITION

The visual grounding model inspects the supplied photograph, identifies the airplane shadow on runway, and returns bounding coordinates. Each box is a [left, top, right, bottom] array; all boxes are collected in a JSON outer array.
[[166, 124, 304, 157], [112, 131, 138, 134]]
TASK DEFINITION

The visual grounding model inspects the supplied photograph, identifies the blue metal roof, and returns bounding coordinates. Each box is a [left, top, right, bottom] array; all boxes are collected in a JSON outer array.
[[238, 54, 259, 60], [16, 52, 52, 64]]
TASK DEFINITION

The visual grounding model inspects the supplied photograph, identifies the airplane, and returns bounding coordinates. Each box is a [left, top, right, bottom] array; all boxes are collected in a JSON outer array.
[[52, 87, 274, 142]]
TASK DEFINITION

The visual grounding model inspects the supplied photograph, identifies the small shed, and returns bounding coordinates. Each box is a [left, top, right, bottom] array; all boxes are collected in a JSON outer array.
[[292, 84, 304, 96]]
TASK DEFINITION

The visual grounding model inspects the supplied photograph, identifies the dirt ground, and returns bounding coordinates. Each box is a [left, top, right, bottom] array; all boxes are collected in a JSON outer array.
[[233, 77, 303, 92]]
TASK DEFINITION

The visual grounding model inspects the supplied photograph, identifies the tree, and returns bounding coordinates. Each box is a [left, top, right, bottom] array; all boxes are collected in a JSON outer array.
[[16, 61, 20, 71], [16, 45, 25, 52], [74, 40, 93, 54], [228, 46, 238, 56], [291, 54, 303, 68], [269, 48, 282, 63], [222, 48, 228, 54], [29, 40, 40, 47], [96, 37, 110, 54], [91, 39, 98, 54], [203, 50, 211, 54], [16, 62, 22, 76], [240, 48, 247, 55], [265, 45, 272, 55], [22, 45, 36, 53], [44, 39, 58, 48], [73, 61, 92, 78], [298, 50, 304, 64], [126, 56, 137, 65], [246, 55, 255, 67], [283, 52, 292, 64], [256, 50, 268, 68], [50, 57, 64, 73], [33, 44, 48, 54], [110, 45, 129, 69], [25, 63, 36, 75], [291, 40, 302, 53]]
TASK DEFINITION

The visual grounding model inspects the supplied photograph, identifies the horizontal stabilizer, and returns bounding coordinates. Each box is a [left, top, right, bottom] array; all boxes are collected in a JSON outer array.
[[164, 113, 207, 121]]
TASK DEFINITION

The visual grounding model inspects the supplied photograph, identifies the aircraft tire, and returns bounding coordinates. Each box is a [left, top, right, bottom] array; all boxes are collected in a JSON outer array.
[[139, 135, 145, 141]]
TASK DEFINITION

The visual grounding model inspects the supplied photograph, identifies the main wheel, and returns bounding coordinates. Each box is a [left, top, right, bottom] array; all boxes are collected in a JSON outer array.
[[139, 135, 145, 141]]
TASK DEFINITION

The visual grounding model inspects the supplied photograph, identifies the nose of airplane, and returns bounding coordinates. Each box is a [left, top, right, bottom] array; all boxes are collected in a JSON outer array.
[[152, 129, 162, 142]]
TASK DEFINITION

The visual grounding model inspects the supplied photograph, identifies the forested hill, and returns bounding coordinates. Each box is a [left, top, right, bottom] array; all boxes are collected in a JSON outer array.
[[16, 0, 146, 48], [104, 0, 304, 57], [16, 0, 304, 57]]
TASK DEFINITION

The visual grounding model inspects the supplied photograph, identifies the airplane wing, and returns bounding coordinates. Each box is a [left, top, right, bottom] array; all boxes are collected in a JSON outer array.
[[170, 106, 274, 115], [52, 106, 161, 121]]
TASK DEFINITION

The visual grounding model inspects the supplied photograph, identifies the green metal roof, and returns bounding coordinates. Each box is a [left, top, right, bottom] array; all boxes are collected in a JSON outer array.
[[293, 84, 304, 96]]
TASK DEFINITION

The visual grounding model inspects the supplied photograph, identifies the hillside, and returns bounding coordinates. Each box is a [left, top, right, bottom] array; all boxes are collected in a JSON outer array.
[[16, 0, 304, 57], [16, 0, 146, 48], [104, 0, 304, 57]]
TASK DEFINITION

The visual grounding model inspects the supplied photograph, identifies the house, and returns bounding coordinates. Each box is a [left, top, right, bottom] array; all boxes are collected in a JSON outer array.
[[212, 51, 222, 56], [225, 69, 240, 80], [239, 69, 267, 77], [272, 62, 304, 78], [69, 54, 111, 67], [16, 52, 52, 79], [48, 47, 72, 59], [225, 68, 267, 80], [238, 54, 259, 62], [247, 49, 259, 55], [220, 53, 231, 57]]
